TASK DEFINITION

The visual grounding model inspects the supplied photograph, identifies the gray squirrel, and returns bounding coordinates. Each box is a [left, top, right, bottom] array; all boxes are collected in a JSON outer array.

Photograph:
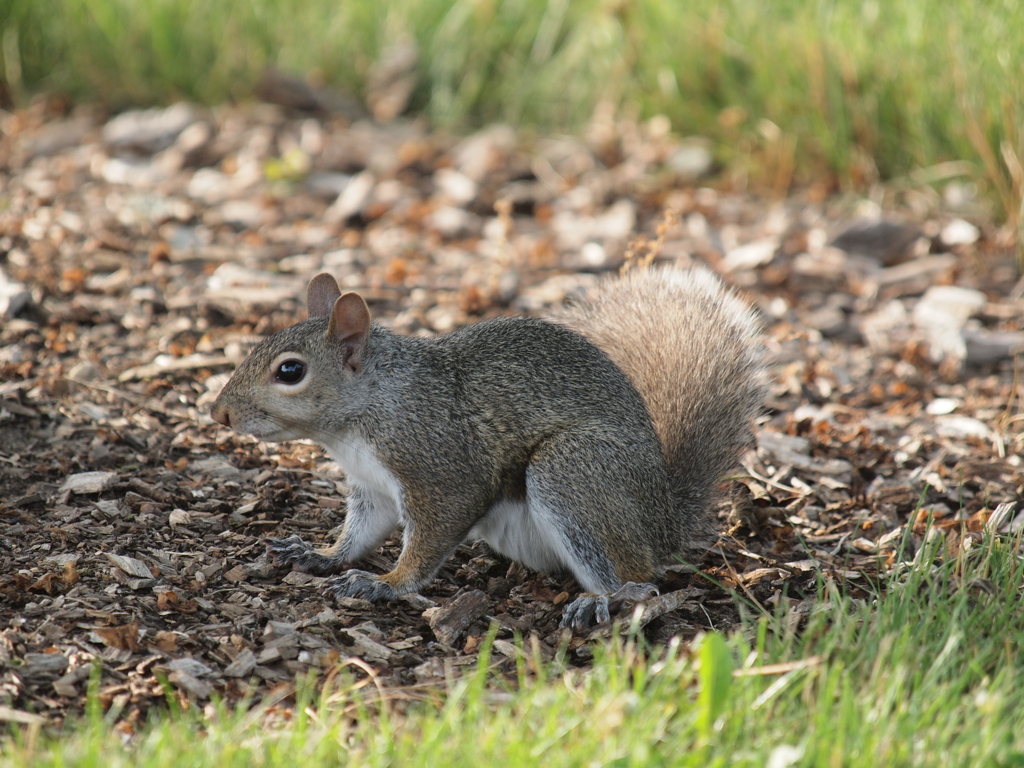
[[211, 266, 765, 629]]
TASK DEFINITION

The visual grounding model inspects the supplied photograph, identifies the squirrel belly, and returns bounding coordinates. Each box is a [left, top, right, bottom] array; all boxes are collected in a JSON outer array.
[[211, 267, 765, 629]]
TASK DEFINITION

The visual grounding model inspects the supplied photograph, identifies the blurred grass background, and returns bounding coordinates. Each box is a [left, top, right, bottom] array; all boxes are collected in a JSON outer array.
[[1, 0, 1022, 218]]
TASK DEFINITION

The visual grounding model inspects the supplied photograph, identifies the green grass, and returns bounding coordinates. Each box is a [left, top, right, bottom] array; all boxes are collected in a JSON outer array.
[[6, 529, 1024, 767], [1, 0, 1023, 218]]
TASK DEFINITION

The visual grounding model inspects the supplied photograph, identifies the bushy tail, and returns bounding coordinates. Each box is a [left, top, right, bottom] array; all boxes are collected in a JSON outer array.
[[554, 267, 766, 532]]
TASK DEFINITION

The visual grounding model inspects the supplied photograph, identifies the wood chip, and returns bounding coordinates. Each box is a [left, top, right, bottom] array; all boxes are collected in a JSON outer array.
[[224, 649, 258, 678], [0, 706, 46, 725], [60, 471, 118, 495], [426, 589, 488, 647], [103, 554, 154, 579]]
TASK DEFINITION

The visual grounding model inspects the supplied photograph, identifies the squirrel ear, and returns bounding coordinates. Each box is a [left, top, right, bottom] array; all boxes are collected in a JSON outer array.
[[328, 292, 371, 372], [307, 273, 342, 318]]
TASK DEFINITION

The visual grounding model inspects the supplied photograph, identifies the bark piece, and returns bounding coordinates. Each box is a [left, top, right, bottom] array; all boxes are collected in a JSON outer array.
[[426, 589, 489, 647]]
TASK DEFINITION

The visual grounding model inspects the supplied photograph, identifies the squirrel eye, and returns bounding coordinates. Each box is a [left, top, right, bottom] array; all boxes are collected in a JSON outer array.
[[274, 359, 306, 384]]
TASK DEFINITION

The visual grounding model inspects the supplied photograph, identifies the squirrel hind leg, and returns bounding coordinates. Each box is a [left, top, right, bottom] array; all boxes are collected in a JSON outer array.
[[559, 582, 660, 631], [525, 436, 663, 592], [525, 435, 666, 629]]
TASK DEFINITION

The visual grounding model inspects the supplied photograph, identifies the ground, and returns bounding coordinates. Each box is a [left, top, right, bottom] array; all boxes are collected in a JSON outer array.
[[0, 97, 1022, 727]]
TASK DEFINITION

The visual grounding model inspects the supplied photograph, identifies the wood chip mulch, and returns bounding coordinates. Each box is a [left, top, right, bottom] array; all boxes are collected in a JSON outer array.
[[1, 98, 1022, 728]]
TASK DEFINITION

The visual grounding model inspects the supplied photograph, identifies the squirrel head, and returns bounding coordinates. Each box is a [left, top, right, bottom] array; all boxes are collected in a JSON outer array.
[[211, 273, 372, 443]]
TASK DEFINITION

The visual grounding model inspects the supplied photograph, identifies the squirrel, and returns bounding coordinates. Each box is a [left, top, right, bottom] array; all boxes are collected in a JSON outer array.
[[211, 266, 765, 630]]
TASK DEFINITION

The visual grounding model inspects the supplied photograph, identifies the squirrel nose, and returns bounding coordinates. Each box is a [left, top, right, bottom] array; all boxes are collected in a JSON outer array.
[[211, 403, 231, 427]]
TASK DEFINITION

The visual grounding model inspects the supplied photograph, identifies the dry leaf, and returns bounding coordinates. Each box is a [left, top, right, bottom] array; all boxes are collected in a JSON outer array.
[[153, 631, 179, 653], [157, 590, 199, 613], [384, 257, 409, 285], [28, 572, 61, 594], [62, 560, 80, 586], [94, 621, 141, 653]]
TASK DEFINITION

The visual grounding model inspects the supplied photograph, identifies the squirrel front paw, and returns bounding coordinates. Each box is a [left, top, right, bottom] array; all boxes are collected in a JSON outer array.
[[326, 570, 399, 602], [264, 535, 345, 575]]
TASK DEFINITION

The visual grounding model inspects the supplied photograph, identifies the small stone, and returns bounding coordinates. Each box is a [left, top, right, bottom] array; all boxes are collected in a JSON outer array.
[[940, 218, 980, 246], [25, 116, 94, 159], [595, 199, 637, 240], [963, 329, 1024, 366], [791, 247, 847, 279], [168, 671, 213, 699], [434, 168, 478, 205], [43, 553, 81, 566], [453, 125, 517, 182], [103, 553, 154, 579], [93, 500, 122, 518], [223, 565, 249, 583], [187, 168, 232, 204], [341, 628, 393, 661], [205, 263, 303, 307], [154, 121, 212, 173], [802, 305, 846, 336], [859, 300, 910, 353], [425, 305, 461, 334], [516, 273, 598, 311], [60, 471, 118, 495], [97, 157, 166, 188], [67, 361, 102, 383], [216, 200, 265, 228], [103, 103, 202, 153], [934, 416, 993, 440], [282, 571, 323, 587], [915, 286, 987, 320], [832, 220, 921, 265], [926, 398, 960, 415], [913, 286, 987, 366], [305, 171, 351, 199], [723, 238, 779, 271], [666, 140, 714, 179], [580, 242, 608, 267], [0, 268, 32, 319], [190, 456, 245, 480], [412, 657, 446, 682], [167, 657, 214, 677], [21, 653, 70, 679], [426, 206, 481, 238], [324, 171, 375, 224], [876, 254, 958, 288], [262, 621, 296, 641], [168, 509, 192, 528], [53, 667, 89, 698]]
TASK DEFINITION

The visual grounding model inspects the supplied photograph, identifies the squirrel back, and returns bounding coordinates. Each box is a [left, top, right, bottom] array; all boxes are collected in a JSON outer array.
[[553, 267, 766, 539]]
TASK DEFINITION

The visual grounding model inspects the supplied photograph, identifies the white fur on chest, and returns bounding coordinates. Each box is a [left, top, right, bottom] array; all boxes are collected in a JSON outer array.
[[320, 434, 404, 517]]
